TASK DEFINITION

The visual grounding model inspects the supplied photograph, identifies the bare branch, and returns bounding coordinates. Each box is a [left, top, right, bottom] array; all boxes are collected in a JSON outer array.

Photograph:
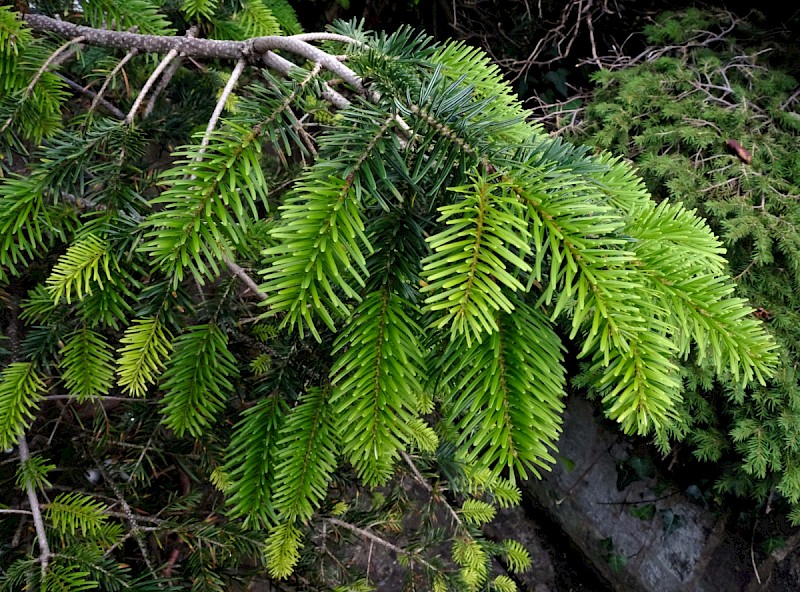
[[89, 49, 138, 116], [23, 13, 365, 93], [200, 58, 247, 152], [326, 517, 437, 571], [56, 74, 125, 119], [226, 259, 267, 301], [17, 436, 51, 575], [125, 47, 179, 124], [262, 51, 350, 109], [143, 27, 198, 118], [0, 508, 33, 515]]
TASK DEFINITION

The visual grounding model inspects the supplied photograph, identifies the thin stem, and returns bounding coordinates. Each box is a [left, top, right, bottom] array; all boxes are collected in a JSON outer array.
[[25, 36, 86, 97], [400, 451, 464, 529], [199, 58, 246, 152], [97, 462, 160, 583], [89, 49, 138, 116], [57, 74, 125, 119], [45, 394, 152, 402], [143, 56, 182, 118], [226, 259, 267, 301], [326, 517, 437, 571], [143, 27, 197, 118], [400, 450, 432, 492], [0, 508, 33, 515], [125, 48, 178, 124], [291, 32, 366, 47], [18, 436, 51, 576], [104, 510, 164, 525]]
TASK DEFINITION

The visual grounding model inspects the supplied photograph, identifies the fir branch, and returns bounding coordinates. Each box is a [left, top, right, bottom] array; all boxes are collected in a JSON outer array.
[[115, 317, 173, 397], [159, 324, 239, 437], [0, 35, 85, 134], [330, 290, 427, 485]]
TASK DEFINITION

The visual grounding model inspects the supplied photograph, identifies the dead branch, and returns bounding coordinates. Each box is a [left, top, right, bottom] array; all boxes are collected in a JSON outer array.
[[17, 436, 51, 575], [327, 517, 437, 571]]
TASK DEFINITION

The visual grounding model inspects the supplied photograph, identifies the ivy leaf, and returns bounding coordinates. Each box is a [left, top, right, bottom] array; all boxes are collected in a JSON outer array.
[[629, 503, 656, 521], [659, 509, 687, 538]]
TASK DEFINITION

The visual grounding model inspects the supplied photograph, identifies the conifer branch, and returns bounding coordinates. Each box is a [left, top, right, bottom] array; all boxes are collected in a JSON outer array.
[[17, 435, 51, 576], [0, 35, 86, 134]]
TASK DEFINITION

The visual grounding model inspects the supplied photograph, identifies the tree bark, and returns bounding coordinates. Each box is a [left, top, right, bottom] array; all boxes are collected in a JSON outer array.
[[22, 13, 364, 90]]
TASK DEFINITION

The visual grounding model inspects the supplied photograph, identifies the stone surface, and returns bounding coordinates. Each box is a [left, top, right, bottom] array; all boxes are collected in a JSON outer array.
[[522, 396, 800, 592]]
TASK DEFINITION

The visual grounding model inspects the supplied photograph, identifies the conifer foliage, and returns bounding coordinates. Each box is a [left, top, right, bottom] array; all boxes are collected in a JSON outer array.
[[563, 9, 800, 521], [0, 2, 779, 590]]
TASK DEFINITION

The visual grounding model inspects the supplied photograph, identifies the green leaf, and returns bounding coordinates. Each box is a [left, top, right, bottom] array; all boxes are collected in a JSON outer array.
[[437, 297, 566, 479], [629, 503, 656, 521], [491, 575, 517, 592], [501, 539, 531, 574], [15, 454, 54, 492], [453, 537, 488, 591], [225, 395, 288, 527], [421, 172, 531, 344], [141, 124, 268, 288], [659, 509, 687, 538], [265, 521, 303, 579], [459, 498, 496, 525], [272, 388, 338, 522], [181, 0, 219, 20], [607, 553, 628, 572]]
